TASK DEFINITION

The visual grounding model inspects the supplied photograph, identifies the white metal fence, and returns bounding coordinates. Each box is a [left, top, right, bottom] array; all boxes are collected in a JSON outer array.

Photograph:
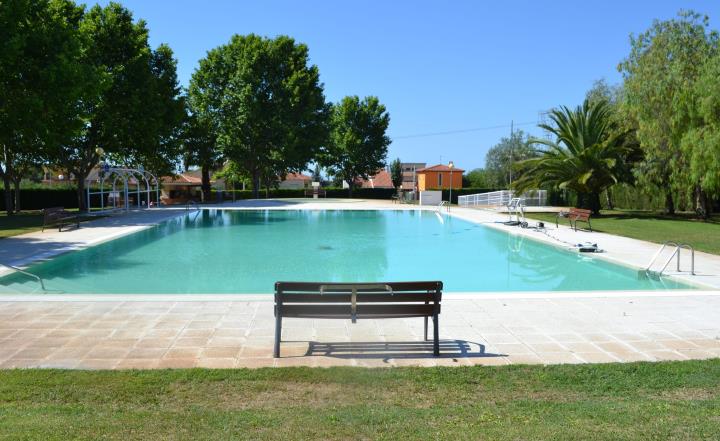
[[458, 190, 547, 207]]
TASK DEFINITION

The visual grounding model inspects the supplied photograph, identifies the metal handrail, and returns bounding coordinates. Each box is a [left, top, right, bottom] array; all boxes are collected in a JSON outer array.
[[0, 263, 46, 292], [646, 241, 695, 276], [185, 200, 200, 211], [437, 201, 449, 212]]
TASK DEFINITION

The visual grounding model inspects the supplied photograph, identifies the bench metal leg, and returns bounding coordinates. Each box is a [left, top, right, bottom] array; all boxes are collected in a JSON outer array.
[[273, 315, 282, 358], [432, 313, 439, 356], [424, 316, 428, 341]]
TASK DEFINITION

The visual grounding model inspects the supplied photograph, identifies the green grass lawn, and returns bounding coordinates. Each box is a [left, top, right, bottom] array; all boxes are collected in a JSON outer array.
[[0, 209, 98, 239], [1, 361, 719, 440], [527, 209, 720, 255], [0, 210, 45, 238]]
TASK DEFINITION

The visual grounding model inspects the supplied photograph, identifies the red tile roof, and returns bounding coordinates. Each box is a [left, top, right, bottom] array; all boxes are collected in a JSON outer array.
[[416, 164, 465, 173], [358, 169, 394, 189], [283, 173, 311, 182], [161, 173, 203, 185]]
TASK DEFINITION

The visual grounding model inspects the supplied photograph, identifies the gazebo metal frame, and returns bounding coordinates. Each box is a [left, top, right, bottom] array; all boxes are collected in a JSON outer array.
[[85, 166, 160, 213]]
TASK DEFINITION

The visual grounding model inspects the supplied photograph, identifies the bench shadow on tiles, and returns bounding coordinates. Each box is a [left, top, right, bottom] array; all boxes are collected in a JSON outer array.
[[300, 339, 506, 359]]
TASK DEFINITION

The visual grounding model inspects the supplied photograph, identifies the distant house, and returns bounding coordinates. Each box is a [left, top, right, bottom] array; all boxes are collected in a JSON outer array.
[[416, 164, 464, 191], [278, 173, 312, 189], [400, 162, 426, 191], [356, 169, 394, 189], [160, 170, 221, 204]]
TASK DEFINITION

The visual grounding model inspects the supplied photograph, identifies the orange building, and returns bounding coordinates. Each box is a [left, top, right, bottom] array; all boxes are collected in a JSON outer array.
[[416, 164, 464, 191]]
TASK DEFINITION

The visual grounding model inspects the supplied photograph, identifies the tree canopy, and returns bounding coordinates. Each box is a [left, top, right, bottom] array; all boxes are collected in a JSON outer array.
[[321, 96, 391, 196], [189, 34, 329, 198], [619, 10, 719, 214], [0, 0, 85, 214], [483, 130, 537, 188], [514, 100, 634, 214]]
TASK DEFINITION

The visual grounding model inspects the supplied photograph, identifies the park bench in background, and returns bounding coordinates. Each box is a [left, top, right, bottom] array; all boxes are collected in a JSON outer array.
[[274, 281, 443, 357], [557, 207, 592, 232], [42, 207, 80, 232]]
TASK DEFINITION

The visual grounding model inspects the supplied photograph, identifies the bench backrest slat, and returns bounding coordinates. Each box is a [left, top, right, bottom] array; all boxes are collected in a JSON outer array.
[[569, 208, 591, 220]]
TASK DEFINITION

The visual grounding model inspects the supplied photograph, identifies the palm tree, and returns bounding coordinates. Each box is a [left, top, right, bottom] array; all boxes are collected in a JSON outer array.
[[513, 100, 633, 214]]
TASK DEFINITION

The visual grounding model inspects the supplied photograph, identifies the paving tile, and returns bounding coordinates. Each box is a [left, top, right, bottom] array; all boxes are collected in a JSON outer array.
[[506, 353, 544, 365], [85, 348, 130, 359], [202, 347, 241, 358], [77, 358, 122, 370], [164, 348, 202, 359], [126, 348, 168, 359], [645, 350, 689, 361], [157, 358, 198, 369], [236, 358, 277, 368], [197, 358, 236, 368]]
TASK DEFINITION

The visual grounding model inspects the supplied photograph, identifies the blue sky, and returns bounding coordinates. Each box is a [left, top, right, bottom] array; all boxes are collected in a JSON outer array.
[[94, 0, 720, 171]]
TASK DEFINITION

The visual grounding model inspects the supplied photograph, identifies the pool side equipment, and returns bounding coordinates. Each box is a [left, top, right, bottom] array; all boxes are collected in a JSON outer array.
[[502, 197, 525, 226], [575, 242, 600, 253]]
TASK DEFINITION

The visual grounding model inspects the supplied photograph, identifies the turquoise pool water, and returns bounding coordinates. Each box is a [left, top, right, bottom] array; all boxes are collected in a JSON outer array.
[[0, 209, 690, 293]]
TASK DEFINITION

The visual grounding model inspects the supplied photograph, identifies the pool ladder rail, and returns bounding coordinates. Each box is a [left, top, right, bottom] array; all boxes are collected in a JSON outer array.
[[645, 241, 695, 277], [185, 200, 200, 211], [0, 262, 47, 293]]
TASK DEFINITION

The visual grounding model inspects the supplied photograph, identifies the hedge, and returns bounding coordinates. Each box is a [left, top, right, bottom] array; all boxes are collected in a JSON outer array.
[[214, 187, 397, 200], [1, 189, 79, 211]]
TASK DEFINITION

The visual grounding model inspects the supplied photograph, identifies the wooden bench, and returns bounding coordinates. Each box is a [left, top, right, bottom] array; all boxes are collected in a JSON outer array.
[[556, 207, 592, 231], [274, 281, 443, 357], [42, 207, 80, 232], [304, 188, 327, 198]]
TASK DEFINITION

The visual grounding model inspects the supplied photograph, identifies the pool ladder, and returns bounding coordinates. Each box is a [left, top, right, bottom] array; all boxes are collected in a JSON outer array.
[[645, 241, 695, 277], [185, 200, 200, 211], [0, 262, 46, 293]]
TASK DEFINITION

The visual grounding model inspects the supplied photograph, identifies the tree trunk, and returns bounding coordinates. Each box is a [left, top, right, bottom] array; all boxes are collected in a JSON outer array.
[[201, 165, 211, 202], [2, 174, 13, 216], [605, 188, 614, 210], [665, 191, 675, 215], [12, 177, 21, 212], [695, 185, 709, 220], [77, 176, 87, 212], [589, 192, 601, 216], [347, 179, 354, 198], [251, 170, 260, 199]]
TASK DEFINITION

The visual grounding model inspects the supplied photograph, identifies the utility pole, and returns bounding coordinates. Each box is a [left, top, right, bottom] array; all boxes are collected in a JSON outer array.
[[509, 120, 513, 189]]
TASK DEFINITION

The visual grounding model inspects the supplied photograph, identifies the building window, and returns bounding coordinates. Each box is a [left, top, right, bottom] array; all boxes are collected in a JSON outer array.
[[438, 173, 443, 187]]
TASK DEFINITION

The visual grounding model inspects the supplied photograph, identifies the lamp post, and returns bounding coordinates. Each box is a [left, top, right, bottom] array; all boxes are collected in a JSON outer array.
[[448, 161, 454, 210]]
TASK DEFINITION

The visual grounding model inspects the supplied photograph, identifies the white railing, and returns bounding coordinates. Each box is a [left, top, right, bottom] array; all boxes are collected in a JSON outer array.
[[458, 190, 547, 207]]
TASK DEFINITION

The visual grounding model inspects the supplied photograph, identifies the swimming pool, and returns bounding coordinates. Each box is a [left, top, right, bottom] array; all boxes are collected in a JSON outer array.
[[0, 209, 691, 293]]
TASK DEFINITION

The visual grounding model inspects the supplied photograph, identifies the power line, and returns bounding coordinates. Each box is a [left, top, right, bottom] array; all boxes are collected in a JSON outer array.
[[391, 120, 537, 140]]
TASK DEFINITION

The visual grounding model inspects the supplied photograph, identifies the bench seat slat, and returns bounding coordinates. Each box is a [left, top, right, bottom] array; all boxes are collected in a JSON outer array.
[[280, 304, 439, 318]]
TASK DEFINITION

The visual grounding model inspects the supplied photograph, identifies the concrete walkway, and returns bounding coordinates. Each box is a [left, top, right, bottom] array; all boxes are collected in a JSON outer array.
[[0, 198, 719, 369], [1, 293, 718, 369]]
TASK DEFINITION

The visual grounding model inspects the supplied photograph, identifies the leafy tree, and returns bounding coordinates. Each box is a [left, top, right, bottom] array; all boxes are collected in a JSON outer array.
[[182, 111, 220, 201], [681, 51, 720, 216], [46, 2, 184, 211], [514, 100, 633, 214], [189, 34, 329, 198], [465, 168, 492, 188], [585, 80, 641, 209], [0, 0, 84, 214], [322, 96, 391, 197], [619, 10, 718, 214], [390, 158, 402, 190], [484, 130, 537, 188]]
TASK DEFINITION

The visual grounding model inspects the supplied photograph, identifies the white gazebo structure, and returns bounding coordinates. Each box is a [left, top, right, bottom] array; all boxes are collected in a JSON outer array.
[[86, 165, 161, 213]]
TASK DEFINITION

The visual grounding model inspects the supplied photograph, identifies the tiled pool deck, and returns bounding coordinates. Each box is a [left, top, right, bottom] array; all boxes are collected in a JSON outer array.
[[1, 199, 719, 368]]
